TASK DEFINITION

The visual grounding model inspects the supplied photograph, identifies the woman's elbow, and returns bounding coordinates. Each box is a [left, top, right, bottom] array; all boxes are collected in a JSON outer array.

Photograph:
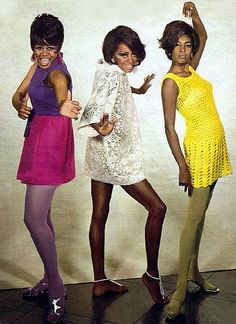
[[164, 125, 173, 135]]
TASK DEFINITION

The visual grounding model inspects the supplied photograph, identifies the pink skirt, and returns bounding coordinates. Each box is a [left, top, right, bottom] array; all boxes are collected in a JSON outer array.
[[17, 115, 75, 185]]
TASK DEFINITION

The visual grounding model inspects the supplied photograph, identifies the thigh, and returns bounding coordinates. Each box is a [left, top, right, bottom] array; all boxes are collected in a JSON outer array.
[[186, 185, 212, 221], [91, 180, 114, 212], [25, 184, 57, 219], [121, 179, 165, 212]]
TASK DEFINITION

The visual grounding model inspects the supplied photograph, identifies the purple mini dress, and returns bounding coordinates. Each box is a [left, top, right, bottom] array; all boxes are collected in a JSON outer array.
[[17, 58, 75, 185]]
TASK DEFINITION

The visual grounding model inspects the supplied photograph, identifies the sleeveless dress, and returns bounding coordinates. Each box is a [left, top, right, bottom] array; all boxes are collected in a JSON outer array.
[[162, 65, 232, 188], [17, 58, 75, 185], [78, 61, 145, 185]]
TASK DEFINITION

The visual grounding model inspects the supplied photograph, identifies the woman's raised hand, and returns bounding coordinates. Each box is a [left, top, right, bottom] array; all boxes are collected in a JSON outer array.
[[182, 2, 198, 18], [137, 73, 155, 94]]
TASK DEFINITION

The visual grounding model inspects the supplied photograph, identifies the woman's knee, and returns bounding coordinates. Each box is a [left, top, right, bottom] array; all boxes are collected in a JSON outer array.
[[24, 217, 41, 239], [149, 201, 167, 219], [91, 203, 110, 225], [24, 208, 34, 229]]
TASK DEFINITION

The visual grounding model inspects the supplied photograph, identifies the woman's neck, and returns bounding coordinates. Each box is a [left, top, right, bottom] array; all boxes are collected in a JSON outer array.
[[169, 63, 191, 77]]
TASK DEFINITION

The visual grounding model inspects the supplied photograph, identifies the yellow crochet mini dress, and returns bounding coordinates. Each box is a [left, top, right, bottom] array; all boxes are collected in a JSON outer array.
[[162, 65, 232, 188]]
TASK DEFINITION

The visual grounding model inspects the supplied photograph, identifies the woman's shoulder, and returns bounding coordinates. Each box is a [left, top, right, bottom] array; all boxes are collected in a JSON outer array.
[[162, 72, 177, 80], [93, 61, 122, 87], [46, 59, 72, 84], [96, 60, 123, 76], [161, 71, 179, 87], [50, 58, 70, 74]]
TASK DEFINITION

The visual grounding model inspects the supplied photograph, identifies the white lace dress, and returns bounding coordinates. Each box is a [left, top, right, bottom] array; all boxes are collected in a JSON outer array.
[[78, 61, 145, 185]]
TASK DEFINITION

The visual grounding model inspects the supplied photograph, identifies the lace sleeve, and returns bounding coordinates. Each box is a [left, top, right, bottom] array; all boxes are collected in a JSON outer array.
[[78, 69, 119, 137]]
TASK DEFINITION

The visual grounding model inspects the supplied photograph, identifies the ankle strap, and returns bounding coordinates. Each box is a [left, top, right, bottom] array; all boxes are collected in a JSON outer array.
[[145, 271, 165, 297], [145, 270, 161, 281], [94, 278, 110, 283]]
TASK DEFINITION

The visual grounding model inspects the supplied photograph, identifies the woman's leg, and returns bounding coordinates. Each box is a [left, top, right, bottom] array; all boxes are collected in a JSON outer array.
[[40, 208, 56, 286], [24, 185, 64, 299], [122, 179, 167, 303], [23, 207, 56, 298], [165, 184, 215, 319], [90, 180, 128, 296], [188, 181, 218, 291], [47, 207, 56, 239]]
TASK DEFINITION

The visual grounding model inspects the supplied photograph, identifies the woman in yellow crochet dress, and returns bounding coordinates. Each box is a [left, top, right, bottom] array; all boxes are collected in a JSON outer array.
[[159, 1, 232, 319]]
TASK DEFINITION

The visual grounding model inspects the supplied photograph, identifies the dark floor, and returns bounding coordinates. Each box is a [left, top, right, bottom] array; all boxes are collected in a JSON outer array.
[[0, 269, 235, 324]]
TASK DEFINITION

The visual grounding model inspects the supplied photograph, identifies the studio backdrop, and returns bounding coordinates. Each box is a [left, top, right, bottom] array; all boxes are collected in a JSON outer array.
[[0, 0, 235, 289]]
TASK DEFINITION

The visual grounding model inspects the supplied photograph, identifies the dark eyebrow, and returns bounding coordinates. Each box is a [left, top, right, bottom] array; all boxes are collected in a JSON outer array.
[[118, 51, 137, 55], [35, 44, 57, 47], [177, 41, 192, 44]]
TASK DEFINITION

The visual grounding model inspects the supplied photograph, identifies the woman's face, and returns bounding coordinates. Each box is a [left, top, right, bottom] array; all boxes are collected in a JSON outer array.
[[171, 34, 192, 64], [113, 43, 138, 73], [33, 44, 58, 69]]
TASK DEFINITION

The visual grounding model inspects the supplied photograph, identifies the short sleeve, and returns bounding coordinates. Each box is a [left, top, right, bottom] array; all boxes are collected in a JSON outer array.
[[78, 68, 119, 137]]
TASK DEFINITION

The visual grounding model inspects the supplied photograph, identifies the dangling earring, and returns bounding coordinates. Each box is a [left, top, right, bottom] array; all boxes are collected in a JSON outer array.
[[31, 53, 36, 62], [111, 57, 115, 63]]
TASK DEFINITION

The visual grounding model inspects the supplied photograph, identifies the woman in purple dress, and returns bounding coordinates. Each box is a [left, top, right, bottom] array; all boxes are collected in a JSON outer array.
[[12, 14, 80, 323]]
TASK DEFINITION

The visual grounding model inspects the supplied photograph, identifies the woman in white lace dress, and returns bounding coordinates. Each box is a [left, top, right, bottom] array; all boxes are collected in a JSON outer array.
[[78, 25, 169, 304]]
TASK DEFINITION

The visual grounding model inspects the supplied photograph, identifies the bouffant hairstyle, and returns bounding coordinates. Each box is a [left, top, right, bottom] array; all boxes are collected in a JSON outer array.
[[30, 13, 64, 51], [159, 20, 200, 59], [102, 25, 146, 65]]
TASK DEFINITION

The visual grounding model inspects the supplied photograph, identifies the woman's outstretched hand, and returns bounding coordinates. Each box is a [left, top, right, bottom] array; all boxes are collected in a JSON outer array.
[[59, 90, 81, 119], [93, 113, 117, 136]]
